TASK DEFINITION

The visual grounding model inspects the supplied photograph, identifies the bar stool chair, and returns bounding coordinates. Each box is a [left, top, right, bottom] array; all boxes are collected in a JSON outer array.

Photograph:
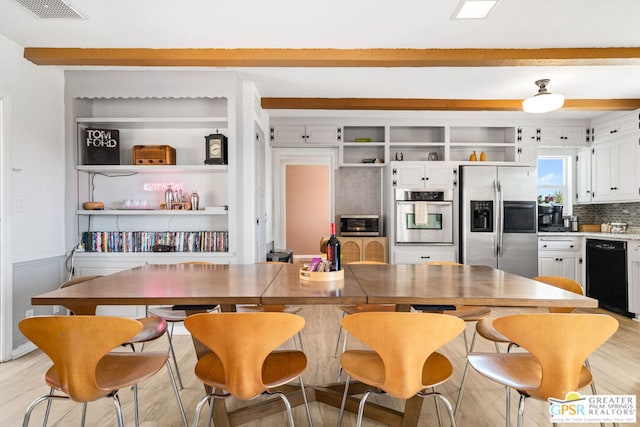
[[337, 312, 465, 427], [184, 312, 313, 427], [56, 275, 188, 426], [467, 313, 618, 427], [147, 262, 220, 389], [19, 315, 185, 427], [456, 275, 602, 421]]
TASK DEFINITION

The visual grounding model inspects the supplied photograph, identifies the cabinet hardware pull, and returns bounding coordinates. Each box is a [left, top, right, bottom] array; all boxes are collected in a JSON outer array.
[[420, 256, 431, 259]]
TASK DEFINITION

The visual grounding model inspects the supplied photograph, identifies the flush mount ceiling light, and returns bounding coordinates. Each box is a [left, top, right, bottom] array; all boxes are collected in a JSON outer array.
[[522, 79, 565, 114], [452, 0, 501, 20]]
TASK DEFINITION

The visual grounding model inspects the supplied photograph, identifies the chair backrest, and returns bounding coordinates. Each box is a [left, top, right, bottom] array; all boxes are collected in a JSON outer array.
[[494, 313, 618, 401], [19, 316, 143, 402], [423, 261, 463, 266], [532, 276, 584, 313], [341, 312, 465, 399], [184, 312, 305, 400]]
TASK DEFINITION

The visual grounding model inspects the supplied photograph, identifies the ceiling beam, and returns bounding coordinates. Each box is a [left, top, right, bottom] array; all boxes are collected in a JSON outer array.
[[23, 47, 640, 67], [261, 98, 640, 111]]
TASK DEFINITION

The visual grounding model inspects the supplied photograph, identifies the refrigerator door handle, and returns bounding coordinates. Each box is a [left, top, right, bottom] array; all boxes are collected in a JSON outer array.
[[493, 179, 500, 257], [496, 179, 503, 256]]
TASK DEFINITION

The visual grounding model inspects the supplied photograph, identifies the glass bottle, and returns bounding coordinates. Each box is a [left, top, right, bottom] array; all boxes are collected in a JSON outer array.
[[164, 185, 174, 210], [469, 151, 477, 161], [326, 223, 341, 271]]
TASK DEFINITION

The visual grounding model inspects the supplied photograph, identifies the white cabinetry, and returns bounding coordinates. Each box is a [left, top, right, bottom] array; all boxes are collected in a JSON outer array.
[[449, 126, 517, 162], [340, 126, 386, 166], [393, 246, 457, 264], [593, 112, 639, 143], [391, 162, 456, 190], [575, 148, 592, 204], [591, 135, 640, 203], [270, 125, 342, 146], [537, 236, 583, 285], [627, 240, 640, 317], [540, 127, 588, 147]]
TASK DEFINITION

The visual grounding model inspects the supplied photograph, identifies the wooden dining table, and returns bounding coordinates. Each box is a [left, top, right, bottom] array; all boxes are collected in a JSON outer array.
[[31, 262, 597, 427]]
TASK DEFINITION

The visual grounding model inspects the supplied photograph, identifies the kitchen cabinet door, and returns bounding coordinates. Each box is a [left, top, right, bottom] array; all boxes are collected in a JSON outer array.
[[592, 136, 640, 203], [393, 246, 456, 264], [340, 237, 388, 264], [537, 237, 583, 284], [270, 125, 342, 146], [575, 148, 592, 204], [540, 127, 588, 147], [392, 162, 455, 190]]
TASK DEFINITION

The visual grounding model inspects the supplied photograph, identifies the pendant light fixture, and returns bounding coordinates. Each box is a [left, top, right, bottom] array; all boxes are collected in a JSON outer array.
[[522, 79, 565, 113]]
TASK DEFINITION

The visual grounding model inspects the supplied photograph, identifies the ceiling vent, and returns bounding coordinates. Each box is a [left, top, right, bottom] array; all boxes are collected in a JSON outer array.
[[15, 0, 86, 19]]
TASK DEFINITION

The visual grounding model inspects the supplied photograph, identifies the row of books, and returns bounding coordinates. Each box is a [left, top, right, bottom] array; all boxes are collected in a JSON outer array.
[[82, 231, 229, 253]]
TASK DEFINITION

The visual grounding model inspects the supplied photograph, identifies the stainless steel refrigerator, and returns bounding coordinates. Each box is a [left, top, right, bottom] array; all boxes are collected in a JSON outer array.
[[459, 165, 538, 278]]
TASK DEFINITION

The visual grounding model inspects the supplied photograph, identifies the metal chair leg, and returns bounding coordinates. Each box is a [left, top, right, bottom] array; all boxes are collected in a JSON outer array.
[[516, 394, 526, 427], [41, 388, 54, 427], [454, 327, 478, 418], [356, 390, 373, 427], [165, 360, 188, 427], [166, 322, 184, 389], [506, 386, 511, 427], [337, 375, 351, 427], [299, 375, 313, 426], [433, 387, 443, 427], [111, 392, 125, 427]]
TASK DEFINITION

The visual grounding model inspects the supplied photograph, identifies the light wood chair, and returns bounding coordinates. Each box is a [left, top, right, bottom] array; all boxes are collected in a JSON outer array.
[[457, 275, 601, 420], [19, 315, 185, 427], [57, 275, 187, 426], [467, 313, 618, 427], [147, 262, 220, 389], [337, 312, 465, 427], [184, 312, 313, 427]]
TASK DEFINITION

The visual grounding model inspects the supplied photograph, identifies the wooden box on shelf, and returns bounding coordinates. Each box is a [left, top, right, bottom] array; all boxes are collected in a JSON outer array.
[[132, 145, 176, 165]]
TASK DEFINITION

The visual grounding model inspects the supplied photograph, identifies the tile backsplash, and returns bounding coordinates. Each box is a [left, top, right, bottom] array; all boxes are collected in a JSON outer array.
[[573, 202, 640, 233]]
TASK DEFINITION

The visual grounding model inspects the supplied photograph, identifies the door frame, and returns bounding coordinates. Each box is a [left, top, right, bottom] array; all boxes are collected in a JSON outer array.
[[272, 148, 337, 252]]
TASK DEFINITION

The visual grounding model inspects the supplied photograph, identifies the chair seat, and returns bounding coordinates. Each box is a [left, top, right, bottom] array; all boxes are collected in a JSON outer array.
[[341, 350, 453, 392], [475, 317, 511, 343], [124, 317, 167, 344], [444, 305, 491, 321], [148, 307, 189, 322], [236, 304, 301, 314], [45, 351, 168, 394], [468, 352, 593, 401], [194, 349, 308, 394], [338, 304, 396, 315]]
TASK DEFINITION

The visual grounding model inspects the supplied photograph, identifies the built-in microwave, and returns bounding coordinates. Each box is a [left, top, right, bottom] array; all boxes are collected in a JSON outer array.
[[339, 215, 381, 237]]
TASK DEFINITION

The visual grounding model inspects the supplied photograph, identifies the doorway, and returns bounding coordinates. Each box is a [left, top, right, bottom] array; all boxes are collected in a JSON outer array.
[[273, 149, 335, 259]]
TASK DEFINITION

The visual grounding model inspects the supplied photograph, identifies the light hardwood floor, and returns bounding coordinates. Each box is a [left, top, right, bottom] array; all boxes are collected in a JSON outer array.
[[1, 305, 638, 427]]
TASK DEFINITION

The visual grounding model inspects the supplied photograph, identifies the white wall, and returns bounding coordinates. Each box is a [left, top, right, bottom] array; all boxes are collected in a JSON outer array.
[[0, 34, 65, 261], [0, 33, 66, 360]]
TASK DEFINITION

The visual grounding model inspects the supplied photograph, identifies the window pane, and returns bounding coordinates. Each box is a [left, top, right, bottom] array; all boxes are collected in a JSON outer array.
[[538, 158, 566, 205]]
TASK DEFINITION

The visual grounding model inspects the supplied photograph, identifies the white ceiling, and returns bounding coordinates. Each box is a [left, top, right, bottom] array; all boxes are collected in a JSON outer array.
[[1, 0, 640, 119]]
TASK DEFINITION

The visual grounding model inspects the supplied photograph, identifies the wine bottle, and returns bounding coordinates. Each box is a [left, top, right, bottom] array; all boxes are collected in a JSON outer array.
[[326, 223, 341, 271]]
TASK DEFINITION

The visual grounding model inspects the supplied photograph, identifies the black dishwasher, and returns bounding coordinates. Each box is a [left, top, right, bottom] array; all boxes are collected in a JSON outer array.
[[586, 239, 631, 317]]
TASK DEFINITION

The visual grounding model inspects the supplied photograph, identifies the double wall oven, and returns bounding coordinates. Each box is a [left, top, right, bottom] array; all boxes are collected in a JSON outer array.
[[395, 189, 454, 244]]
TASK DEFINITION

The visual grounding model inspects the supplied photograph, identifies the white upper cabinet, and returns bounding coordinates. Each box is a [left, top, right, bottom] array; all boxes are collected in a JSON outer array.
[[391, 162, 456, 190], [592, 111, 639, 143], [575, 147, 592, 204], [270, 125, 342, 146], [591, 135, 640, 203]]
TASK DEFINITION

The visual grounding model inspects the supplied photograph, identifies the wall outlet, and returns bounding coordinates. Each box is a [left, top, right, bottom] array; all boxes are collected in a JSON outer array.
[[53, 305, 60, 314], [25, 309, 34, 318]]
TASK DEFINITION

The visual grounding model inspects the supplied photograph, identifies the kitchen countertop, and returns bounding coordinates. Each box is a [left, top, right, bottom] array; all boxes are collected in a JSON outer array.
[[538, 231, 640, 241]]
